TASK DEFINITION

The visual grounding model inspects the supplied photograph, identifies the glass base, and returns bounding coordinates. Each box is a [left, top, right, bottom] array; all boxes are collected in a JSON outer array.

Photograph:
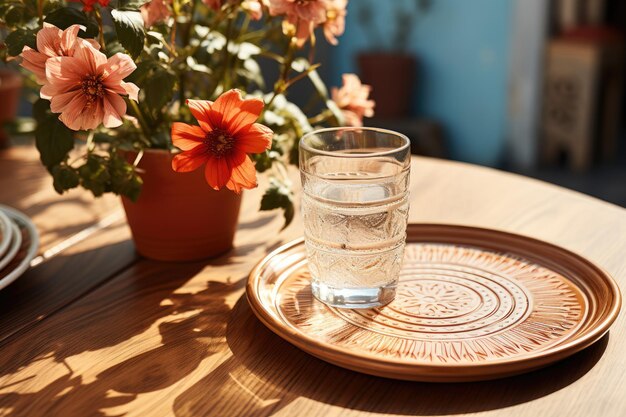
[[311, 280, 397, 309]]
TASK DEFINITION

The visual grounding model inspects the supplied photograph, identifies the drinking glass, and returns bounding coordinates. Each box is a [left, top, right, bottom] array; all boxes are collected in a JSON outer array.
[[300, 127, 411, 308]]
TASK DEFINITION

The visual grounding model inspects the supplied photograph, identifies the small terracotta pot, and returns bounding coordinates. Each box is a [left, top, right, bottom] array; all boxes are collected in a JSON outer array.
[[121, 149, 242, 261], [357, 52, 417, 118], [0, 69, 23, 149]]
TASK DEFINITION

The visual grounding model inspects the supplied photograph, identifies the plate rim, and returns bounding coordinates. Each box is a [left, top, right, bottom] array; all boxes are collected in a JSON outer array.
[[0, 221, 22, 272], [246, 223, 622, 381], [0, 205, 40, 291], [0, 209, 12, 260]]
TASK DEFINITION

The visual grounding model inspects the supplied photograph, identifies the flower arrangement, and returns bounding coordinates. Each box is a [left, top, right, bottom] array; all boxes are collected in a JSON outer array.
[[0, 0, 374, 227]]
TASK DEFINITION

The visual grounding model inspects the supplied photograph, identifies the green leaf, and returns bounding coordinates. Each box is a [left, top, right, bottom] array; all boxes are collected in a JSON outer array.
[[33, 98, 51, 120], [35, 109, 75, 168], [291, 57, 309, 72], [3, 4, 26, 27], [144, 68, 176, 114], [186, 56, 212, 74], [125, 59, 158, 84], [251, 150, 281, 173], [283, 202, 294, 228], [307, 67, 330, 98], [78, 155, 111, 197], [108, 154, 143, 201], [260, 179, 295, 229], [44, 8, 99, 39], [4, 28, 36, 56], [51, 164, 80, 194], [237, 59, 263, 88], [111, 9, 145, 59], [325, 99, 345, 126]]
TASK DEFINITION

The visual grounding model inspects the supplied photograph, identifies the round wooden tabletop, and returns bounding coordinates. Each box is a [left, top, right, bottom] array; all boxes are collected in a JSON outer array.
[[0, 147, 625, 417]]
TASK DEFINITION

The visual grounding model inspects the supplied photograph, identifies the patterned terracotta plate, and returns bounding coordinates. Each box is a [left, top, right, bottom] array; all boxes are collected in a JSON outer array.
[[247, 224, 621, 382]]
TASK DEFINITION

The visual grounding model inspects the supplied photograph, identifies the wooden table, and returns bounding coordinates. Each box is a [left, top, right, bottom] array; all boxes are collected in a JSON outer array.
[[0, 145, 625, 417]]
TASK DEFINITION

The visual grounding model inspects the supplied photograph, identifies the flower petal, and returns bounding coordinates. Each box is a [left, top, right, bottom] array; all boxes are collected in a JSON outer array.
[[210, 89, 264, 134], [187, 99, 214, 132], [235, 123, 273, 154], [59, 25, 82, 55], [36, 25, 62, 57], [73, 40, 107, 75], [122, 81, 139, 101], [20, 47, 48, 83], [57, 94, 101, 131], [172, 146, 210, 172], [45, 55, 87, 87], [204, 156, 230, 191], [171, 122, 205, 150], [226, 152, 257, 193], [49, 90, 79, 113], [102, 93, 126, 128], [102, 53, 137, 83]]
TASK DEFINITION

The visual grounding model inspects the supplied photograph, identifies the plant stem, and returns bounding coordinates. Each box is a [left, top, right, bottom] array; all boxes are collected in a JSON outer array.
[[95, 8, 106, 52], [222, 16, 234, 90], [129, 99, 151, 141], [132, 149, 144, 167], [283, 63, 320, 89], [307, 109, 333, 125], [308, 33, 316, 63], [171, 0, 179, 53], [37, 0, 43, 26], [265, 38, 298, 111], [239, 14, 250, 39]]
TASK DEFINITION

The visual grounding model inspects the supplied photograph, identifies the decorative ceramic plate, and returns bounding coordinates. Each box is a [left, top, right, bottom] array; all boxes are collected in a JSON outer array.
[[247, 224, 621, 382], [0, 206, 39, 291], [0, 209, 12, 260]]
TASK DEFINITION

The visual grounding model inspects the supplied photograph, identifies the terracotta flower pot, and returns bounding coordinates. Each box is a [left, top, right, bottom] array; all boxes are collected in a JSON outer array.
[[121, 149, 242, 261], [357, 52, 417, 118], [0, 69, 23, 149]]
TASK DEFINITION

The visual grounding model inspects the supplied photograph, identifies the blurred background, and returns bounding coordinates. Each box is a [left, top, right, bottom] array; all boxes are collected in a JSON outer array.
[[2, 0, 625, 205], [318, 0, 626, 206]]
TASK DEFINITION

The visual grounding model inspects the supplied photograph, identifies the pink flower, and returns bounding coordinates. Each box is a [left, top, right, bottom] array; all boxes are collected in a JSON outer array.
[[20, 23, 99, 84], [40, 41, 139, 131], [269, 0, 327, 23], [269, 0, 328, 46], [141, 0, 172, 27], [323, 0, 347, 45], [331, 74, 375, 127]]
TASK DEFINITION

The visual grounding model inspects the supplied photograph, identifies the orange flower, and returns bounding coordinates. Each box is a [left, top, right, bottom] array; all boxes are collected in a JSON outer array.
[[171, 90, 273, 193]]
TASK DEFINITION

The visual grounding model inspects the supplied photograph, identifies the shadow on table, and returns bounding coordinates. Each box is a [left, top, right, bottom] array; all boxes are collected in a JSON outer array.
[[0, 253, 245, 416], [172, 296, 609, 417]]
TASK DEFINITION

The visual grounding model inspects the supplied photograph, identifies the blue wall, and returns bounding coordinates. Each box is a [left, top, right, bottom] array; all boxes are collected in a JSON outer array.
[[332, 0, 513, 166]]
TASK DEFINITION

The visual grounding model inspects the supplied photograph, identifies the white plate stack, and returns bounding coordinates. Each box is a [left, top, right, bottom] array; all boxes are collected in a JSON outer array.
[[0, 205, 39, 290]]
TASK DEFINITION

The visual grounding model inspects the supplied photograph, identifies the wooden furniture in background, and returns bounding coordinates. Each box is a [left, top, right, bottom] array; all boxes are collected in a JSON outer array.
[[1, 144, 626, 416], [541, 34, 625, 171]]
